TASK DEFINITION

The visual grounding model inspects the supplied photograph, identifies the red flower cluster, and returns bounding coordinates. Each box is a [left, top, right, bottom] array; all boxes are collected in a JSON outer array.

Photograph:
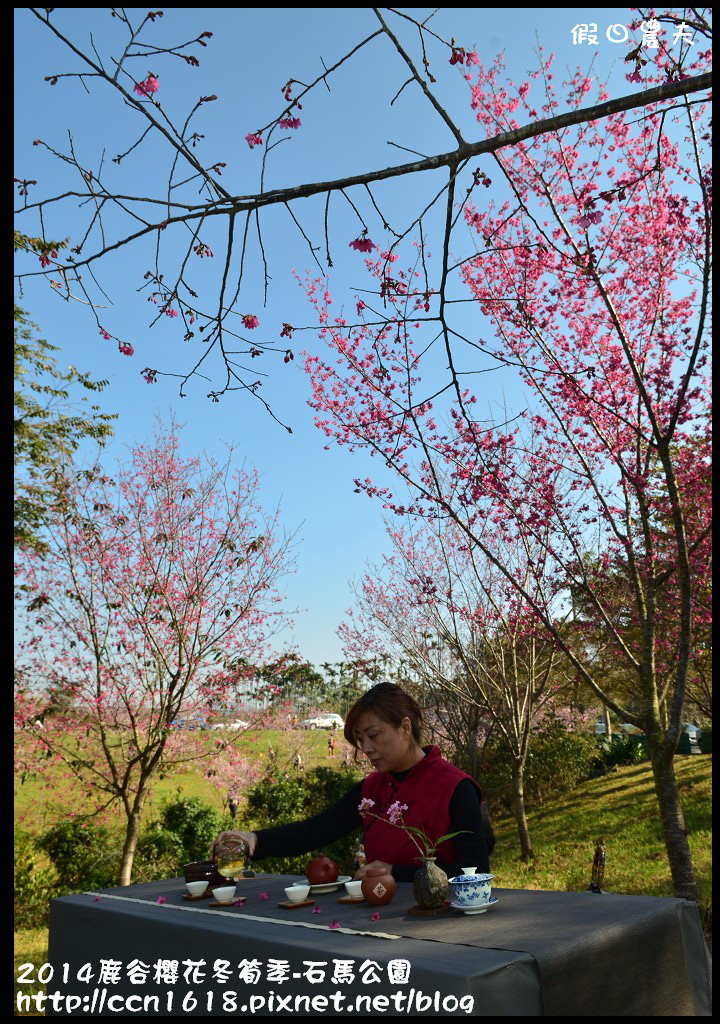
[[134, 75, 159, 97], [245, 133, 263, 149], [349, 236, 377, 253], [39, 249, 58, 268], [450, 48, 479, 66], [242, 314, 260, 330]]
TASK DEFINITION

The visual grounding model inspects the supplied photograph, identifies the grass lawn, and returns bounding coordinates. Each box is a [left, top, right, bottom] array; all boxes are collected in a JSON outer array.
[[14, 752, 711, 1016]]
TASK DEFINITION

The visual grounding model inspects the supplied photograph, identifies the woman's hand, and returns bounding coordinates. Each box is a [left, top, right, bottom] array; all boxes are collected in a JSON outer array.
[[353, 859, 393, 880], [209, 830, 257, 859]]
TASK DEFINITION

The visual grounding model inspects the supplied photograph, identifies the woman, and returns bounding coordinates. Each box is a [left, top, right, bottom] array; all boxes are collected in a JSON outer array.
[[213, 682, 493, 882]]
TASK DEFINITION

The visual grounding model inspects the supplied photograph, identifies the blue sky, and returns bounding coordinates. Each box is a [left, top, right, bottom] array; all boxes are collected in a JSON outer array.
[[15, 7, 656, 667]]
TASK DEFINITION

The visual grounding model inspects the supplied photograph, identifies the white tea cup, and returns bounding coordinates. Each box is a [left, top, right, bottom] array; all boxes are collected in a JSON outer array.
[[461, 866, 477, 875], [185, 880, 209, 896], [284, 884, 310, 902], [344, 880, 363, 898], [211, 884, 237, 903]]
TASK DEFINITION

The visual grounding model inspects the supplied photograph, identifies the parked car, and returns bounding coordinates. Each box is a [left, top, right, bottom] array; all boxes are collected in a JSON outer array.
[[300, 713, 344, 730], [210, 719, 249, 731], [682, 722, 699, 743]]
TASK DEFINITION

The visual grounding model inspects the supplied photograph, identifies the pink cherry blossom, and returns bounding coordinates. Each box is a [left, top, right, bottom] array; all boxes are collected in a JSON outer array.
[[258, 891, 268, 900], [134, 76, 159, 97], [349, 236, 376, 253], [245, 133, 263, 149], [280, 323, 294, 338], [119, 343, 135, 357], [164, 308, 179, 318], [329, 920, 341, 930], [312, 906, 322, 914], [155, 896, 167, 904], [371, 912, 380, 921], [465, 51, 480, 66], [278, 117, 301, 130], [99, 328, 112, 340], [38, 249, 58, 268], [242, 314, 260, 330]]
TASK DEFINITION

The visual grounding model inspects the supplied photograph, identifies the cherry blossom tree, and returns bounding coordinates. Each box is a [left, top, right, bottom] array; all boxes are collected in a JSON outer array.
[[341, 516, 564, 860], [13, 8, 711, 419], [14, 420, 296, 884], [303, 35, 711, 899]]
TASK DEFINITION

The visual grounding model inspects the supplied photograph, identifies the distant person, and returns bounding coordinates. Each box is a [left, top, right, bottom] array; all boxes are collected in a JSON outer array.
[[293, 752, 303, 771], [328, 734, 337, 757]]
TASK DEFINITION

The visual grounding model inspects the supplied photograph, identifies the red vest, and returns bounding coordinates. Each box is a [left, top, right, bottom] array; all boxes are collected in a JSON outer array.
[[360, 746, 480, 867]]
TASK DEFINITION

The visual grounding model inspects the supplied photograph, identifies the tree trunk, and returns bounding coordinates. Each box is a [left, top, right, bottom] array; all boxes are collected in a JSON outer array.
[[602, 705, 612, 738], [118, 785, 149, 886], [511, 758, 534, 861], [647, 742, 698, 902]]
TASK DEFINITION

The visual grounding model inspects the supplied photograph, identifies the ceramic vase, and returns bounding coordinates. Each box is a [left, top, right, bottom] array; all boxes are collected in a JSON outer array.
[[361, 866, 396, 906], [413, 857, 448, 909]]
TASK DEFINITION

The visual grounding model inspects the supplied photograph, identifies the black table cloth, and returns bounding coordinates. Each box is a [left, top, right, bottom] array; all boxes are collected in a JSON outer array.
[[45, 874, 711, 1016]]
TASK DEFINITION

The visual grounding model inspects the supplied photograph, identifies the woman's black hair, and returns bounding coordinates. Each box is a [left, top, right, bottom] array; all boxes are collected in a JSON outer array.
[[343, 682, 423, 746]]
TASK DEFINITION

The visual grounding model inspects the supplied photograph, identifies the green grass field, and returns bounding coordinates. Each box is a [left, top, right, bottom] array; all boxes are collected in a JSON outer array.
[[14, 745, 711, 1017]]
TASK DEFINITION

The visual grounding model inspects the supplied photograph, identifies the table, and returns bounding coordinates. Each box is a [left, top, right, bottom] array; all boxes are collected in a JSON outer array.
[[44, 875, 711, 1016]]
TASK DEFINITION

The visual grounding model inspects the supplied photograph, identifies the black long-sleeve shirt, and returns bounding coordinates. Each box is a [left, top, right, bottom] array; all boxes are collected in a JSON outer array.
[[253, 776, 489, 882]]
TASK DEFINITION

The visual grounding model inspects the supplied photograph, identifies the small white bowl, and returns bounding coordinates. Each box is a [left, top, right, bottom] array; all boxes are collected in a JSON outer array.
[[461, 866, 477, 875], [284, 884, 310, 902], [211, 885, 237, 903], [185, 880, 209, 896], [344, 880, 363, 898]]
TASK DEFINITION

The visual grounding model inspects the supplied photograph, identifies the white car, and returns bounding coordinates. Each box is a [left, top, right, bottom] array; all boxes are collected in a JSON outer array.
[[301, 713, 344, 730], [210, 718, 249, 731]]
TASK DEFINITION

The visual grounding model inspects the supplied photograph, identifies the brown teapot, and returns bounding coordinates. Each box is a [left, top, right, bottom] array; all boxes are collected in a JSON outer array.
[[306, 853, 339, 885]]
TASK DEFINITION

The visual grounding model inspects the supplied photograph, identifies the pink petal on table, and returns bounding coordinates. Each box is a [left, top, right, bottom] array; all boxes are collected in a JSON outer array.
[[371, 911, 381, 921], [94, 895, 101, 902], [258, 891, 269, 900], [329, 919, 341, 930], [155, 896, 167, 904], [312, 906, 322, 914], [232, 898, 247, 906]]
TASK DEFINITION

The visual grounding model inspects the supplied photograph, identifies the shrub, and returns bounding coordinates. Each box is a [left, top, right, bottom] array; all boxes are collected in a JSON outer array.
[[156, 796, 229, 863], [588, 733, 650, 777], [35, 819, 120, 894], [133, 825, 186, 883], [480, 721, 598, 811], [14, 829, 57, 929]]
